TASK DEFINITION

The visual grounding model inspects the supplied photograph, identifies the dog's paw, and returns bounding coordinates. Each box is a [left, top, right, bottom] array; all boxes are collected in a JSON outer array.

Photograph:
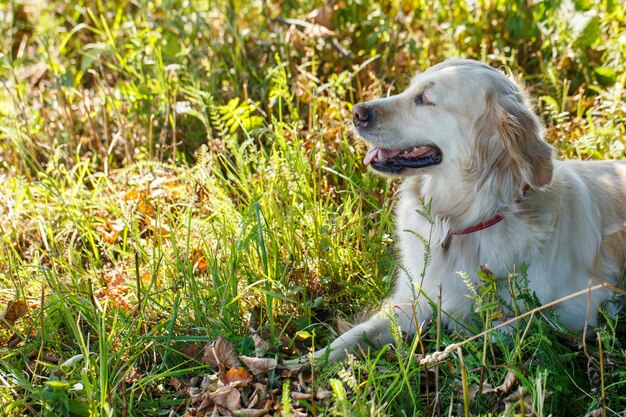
[[282, 356, 313, 372]]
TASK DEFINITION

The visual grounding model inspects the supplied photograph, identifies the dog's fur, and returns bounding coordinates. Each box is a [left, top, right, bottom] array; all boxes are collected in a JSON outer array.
[[305, 58, 626, 364]]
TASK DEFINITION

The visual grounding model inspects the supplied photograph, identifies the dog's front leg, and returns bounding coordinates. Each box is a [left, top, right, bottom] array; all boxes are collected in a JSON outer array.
[[283, 314, 394, 368], [315, 313, 396, 363], [285, 305, 414, 367]]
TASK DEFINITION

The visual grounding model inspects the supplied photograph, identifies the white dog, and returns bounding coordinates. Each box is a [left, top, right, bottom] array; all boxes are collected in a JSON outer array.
[[298, 58, 626, 364]]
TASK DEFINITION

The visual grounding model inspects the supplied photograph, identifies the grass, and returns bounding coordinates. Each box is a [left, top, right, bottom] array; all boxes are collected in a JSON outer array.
[[1, 0, 625, 415]]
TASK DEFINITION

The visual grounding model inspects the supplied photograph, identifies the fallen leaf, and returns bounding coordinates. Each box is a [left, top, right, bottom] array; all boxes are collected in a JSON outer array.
[[247, 383, 268, 409], [181, 344, 204, 362], [306, 4, 334, 29], [137, 199, 154, 217], [224, 367, 252, 386], [170, 377, 183, 391], [240, 356, 277, 376], [316, 387, 332, 401], [203, 336, 240, 369], [1, 301, 28, 327], [209, 385, 241, 411], [141, 272, 153, 283], [100, 219, 124, 244], [195, 182, 209, 202], [124, 189, 145, 201], [192, 249, 209, 274], [18, 62, 48, 85], [291, 391, 312, 400], [7, 332, 23, 348], [467, 380, 494, 402], [147, 216, 171, 236], [493, 369, 519, 394], [503, 386, 534, 415]]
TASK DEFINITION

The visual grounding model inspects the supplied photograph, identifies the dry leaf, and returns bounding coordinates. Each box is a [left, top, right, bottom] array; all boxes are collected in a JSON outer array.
[[181, 344, 204, 362], [467, 380, 494, 402], [291, 391, 312, 400], [100, 219, 124, 244], [316, 387, 332, 401], [503, 386, 535, 416], [306, 5, 334, 29], [248, 326, 271, 353], [192, 249, 209, 274], [169, 377, 183, 391], [494, 369, 519, 394], [240, 356, 277, 376], [224, 367, 253, 386], [203, 336, 240, 369], [208, 385, 242, 411], [247, 383, 268, 409], [7, 332, 23, 348], [147, 217, 171, 236], [1, 301, 28, 327], [137, 199, 154, 217], [18, 62, 48, 85], [124, 189, 145, 201]]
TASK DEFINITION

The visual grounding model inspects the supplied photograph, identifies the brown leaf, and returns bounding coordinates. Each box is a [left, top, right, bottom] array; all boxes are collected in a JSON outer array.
[[247, 383, 268, 409], [192, 249, 209, 274], [306, 5, 334, 29], [181, 344, 204, 362], [493, 370, 519, 394], [100, 219, 124, 244], [169, 377, 183, 391], [240, 356, 277, 376], [7, 332, 23, 348], [224, 367, 253, 386], [467, 381, 494, 402], [208, 385, 241, 411], [291, 391, 312, 400], [124, 189, 145, 201], [203, 336, 240, 369], [18, 62, 48, 85], [1, 301, 28, 327], [316, 387, 332, 401], [194, 392, 215, 415]]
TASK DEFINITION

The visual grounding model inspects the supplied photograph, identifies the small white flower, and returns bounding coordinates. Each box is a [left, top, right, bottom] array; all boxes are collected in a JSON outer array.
[[175, 101, 191, 115]]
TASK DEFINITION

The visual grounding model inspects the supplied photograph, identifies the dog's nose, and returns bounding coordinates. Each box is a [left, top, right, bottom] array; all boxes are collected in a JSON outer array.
[[353, 103, 371, 128]]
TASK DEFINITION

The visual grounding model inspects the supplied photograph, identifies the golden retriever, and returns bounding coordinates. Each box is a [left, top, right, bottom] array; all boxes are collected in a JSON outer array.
[[295, 58, 626, 365]]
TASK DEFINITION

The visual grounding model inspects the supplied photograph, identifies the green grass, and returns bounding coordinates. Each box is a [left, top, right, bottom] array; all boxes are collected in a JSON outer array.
[[1, 0, 625, 415]]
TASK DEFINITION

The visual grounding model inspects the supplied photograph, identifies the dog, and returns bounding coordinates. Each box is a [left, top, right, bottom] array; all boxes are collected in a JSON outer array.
[[292, 58, 626, 365]]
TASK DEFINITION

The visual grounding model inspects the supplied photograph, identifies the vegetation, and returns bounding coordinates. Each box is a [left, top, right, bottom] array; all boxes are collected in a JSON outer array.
[[1, 0, 625, 415]]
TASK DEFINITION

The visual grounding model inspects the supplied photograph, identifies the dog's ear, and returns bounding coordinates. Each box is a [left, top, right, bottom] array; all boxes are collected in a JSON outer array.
[[469, 89, 554, 190], [499, 93, 554, 188]]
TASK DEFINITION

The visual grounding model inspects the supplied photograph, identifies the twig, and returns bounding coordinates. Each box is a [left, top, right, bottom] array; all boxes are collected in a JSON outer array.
[[275, 16, 352, 58], [597, 331, 606, 417], [420, 282, 624, 366], [0, 373, 40, 416], [456, 348, 470, 417]]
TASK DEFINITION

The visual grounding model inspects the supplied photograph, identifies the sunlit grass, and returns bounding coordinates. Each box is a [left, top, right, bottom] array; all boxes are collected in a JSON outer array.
[[1, 0, 625, 415]]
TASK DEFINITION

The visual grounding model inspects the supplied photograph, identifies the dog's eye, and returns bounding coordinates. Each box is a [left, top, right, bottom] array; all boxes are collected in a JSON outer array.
[[415, 93, 430, 106]]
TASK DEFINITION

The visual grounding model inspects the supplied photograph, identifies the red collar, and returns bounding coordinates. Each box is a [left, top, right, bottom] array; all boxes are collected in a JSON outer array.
[[442, 185, 529, 250]]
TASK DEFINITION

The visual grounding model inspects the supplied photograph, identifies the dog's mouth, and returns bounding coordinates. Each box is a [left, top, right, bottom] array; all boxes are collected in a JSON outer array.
[[363, 145, 442, 174]]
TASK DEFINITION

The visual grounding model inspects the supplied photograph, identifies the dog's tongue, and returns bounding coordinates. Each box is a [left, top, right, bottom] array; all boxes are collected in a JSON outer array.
[[363, 146, 402, 165]]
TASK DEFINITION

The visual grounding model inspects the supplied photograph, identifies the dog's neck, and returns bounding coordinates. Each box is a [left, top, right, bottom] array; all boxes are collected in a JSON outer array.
[[440, 184, 529, 249], [417, 173, 529, 231]]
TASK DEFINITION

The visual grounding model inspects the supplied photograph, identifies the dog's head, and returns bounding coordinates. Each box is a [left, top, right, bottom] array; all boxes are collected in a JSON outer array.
[[354, 58, 553, 190]]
